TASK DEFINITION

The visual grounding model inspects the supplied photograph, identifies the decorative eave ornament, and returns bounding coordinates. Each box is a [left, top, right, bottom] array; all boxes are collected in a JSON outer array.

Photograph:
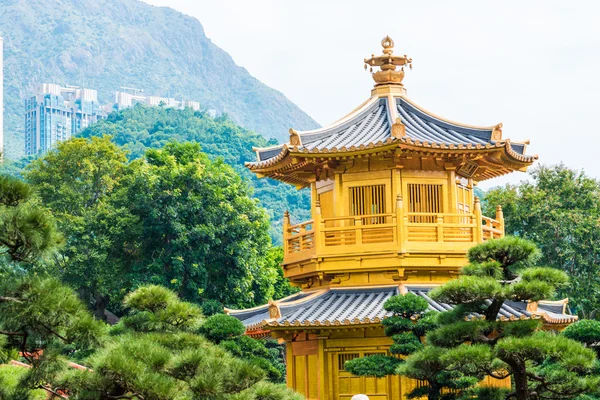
[[391, 117, 406, 138], [364, 36, 412, 86]]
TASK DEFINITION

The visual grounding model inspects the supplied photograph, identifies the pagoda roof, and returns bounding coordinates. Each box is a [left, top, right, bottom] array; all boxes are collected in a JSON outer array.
[[246, 36, 537, 185], [247, 93, 536, 184], [226, 286, 577, 333]]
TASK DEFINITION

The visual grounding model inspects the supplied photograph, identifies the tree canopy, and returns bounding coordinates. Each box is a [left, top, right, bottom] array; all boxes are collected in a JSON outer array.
[[23, 137, 285, 317], [51, 285, 298, 400], [0, 175, 62, 266], [483, 164, 600, 317], [79, 105, 311, 243], [0, 188, 298, 400], [424, 237, 597, 400], [0, 279, 301, 400]]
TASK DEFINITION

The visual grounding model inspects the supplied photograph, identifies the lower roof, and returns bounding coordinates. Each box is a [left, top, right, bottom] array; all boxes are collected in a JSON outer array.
[[226, 286, 577, 332]]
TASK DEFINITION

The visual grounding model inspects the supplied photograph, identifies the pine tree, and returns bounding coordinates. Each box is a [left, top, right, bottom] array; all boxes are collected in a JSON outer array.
[[345, 293, 478, 399], [420, 237, 599, 400], [57, 285, 301, 400], [0, 175, 62, 266]]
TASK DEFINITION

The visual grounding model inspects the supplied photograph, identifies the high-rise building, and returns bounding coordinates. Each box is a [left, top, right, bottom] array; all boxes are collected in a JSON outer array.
[[0, 36, 4, 159], [25, 84, 105, 156], [114, 90, 201, 112]]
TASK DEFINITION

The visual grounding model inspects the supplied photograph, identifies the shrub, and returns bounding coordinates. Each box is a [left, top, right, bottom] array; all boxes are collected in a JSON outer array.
[[200, 314, 246, 343]]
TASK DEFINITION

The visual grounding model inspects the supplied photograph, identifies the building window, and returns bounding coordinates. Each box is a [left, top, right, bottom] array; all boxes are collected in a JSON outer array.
[[338, 353, 360, 371], [407, 183, 443, 223], [349, 185, 386, 224]]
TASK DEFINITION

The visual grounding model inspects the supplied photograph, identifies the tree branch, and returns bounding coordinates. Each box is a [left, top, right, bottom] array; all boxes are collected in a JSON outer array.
[[0, 330, 26, 336], [0, 296, 23, 303], [38, 385, 68, 399], [37, 321, 68, 342]]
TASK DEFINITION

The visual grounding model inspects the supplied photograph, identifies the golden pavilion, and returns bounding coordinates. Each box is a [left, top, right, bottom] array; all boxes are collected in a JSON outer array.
[[227, 37, 576, 400]]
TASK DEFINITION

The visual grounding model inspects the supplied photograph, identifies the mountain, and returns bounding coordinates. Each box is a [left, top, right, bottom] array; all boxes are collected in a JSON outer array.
[[0, 0, 319, 159]]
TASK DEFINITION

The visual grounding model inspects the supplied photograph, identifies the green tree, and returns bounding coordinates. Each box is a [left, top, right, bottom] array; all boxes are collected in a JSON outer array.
[[79, 105, 311, 243], [484, 164, 600, 317], [0, 275, 106, 397], [265, 247, 300, 300], [60, 285, 301, 400], [24, 137, 282, 314], [201, 314, 287, 383], [24, 136, 134, 319], [345, 294, 478, 399], [120, 142, 275, 307], [0, 175, 103, 397], [420, 237, 598, 400], [0, 365, 47, 400], [0, 175, 62, 266], [564, 319, 600, 356]]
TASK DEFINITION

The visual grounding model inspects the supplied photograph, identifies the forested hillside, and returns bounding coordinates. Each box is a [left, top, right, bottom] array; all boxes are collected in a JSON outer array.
[[79, 105, 310, 242], [0, 0, 319, 159]]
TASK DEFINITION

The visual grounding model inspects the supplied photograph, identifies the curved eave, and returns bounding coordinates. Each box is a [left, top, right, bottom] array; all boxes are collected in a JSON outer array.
[[246, 138, 536, 183], [267, 317, 384, 328], [248, 141, 536, 166], [539, 313, 579, 325], [259, 311, 575, 331]]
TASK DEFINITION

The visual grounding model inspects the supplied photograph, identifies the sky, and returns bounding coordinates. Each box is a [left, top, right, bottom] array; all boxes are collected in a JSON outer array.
[[142, 0, 600, 188]]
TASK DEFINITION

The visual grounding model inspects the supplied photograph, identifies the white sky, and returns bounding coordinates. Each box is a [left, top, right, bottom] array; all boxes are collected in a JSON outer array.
[[142, 0, 600, 188]]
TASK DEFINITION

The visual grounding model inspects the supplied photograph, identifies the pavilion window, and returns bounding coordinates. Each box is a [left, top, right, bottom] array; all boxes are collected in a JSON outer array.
[[349, 185, 386, 224], [338, 353, 360, 371], [407, 183, 443, 223]]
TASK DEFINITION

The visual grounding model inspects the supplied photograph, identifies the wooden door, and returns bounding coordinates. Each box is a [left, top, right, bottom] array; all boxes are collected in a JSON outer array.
[[333, 351, 390, 400]]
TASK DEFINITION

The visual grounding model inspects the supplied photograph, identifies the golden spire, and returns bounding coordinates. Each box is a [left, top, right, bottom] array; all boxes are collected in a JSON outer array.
[[364, 36, 412, 86]]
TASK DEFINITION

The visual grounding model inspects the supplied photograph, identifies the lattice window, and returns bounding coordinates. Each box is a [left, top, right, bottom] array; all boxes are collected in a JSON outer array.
[[364, 352, 386, 357], [338, 353, 360, 371], [349, 185, 386, 224], [407, 183, 443, 223]]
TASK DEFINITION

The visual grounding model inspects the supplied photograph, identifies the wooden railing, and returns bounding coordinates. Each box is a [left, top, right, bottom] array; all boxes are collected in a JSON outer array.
[[320, 213, 397, 247], [282, 198, 505, 260], [405, 213, 477, 243], [482, 205, 505, 240], [283, 215, 316, 260]]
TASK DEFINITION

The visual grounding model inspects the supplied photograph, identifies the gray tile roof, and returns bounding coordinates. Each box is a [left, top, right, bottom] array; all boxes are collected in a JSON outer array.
[[277, 287, 396, 325], [396, 99, 495, 147], [252, 95, 530, 165], [300, 99, 391, 152], [228, 286, 577, 330]]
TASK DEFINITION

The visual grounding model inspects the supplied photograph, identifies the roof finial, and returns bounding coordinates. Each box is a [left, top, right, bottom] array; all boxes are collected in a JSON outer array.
[[364, 36, 412, 87]]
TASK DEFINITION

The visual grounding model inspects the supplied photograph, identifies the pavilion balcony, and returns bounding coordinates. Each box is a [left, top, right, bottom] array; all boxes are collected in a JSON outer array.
[[282, 202, 505, 265]]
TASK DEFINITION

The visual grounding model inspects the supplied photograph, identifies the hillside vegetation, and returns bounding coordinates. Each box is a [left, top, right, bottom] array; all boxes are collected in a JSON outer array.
[[79, 105, 310, 242], [0, 0, 318, 159]]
